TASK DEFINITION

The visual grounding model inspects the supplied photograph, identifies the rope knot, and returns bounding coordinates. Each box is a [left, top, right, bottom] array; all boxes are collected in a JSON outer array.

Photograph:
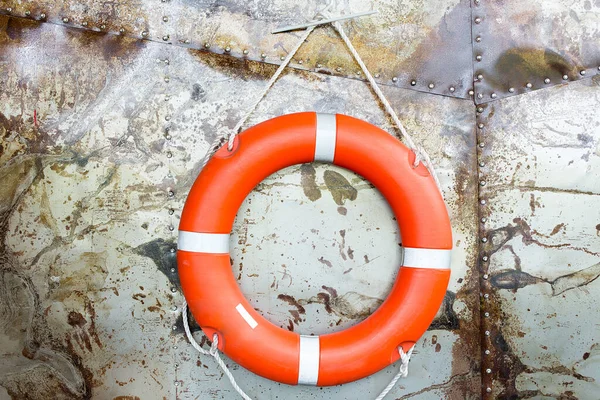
[[209, 334, 219, 356]]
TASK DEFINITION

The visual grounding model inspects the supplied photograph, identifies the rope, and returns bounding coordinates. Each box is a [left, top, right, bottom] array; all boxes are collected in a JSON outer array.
[[329, 20, 443, 193], [374, 346, 415, 400], [182, 299, 413, 400], [182, 300, 253, 400], [227, 26, 316, 151]]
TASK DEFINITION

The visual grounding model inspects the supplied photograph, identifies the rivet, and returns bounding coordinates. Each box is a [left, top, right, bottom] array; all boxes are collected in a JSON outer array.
[[486, 387, 492, 393], [62, 17, 69, 23], [171, 306, 178, 311], [166, 151, 172, 158], [479, 161, 485, 167], [428, 83, 435, 89], [6, 7, 12, 13], [475, 36, 482, 42], [474, 17, 482, 24], [484, 293, 490, 299], [486, 368, 492, 374], [477, 93, 483, 99], [172, 325, 177, 330], [449, 86, 456, 93], [168, 209, 174, 215], [480, 199, 486, 205], [478, 123, 484, 129], [170, 248, 176, 253], [526, 82, 532, 88], [142, 31, 148, 37], [119, 27, 125, 34], [298, 60, 303, 64], [468, 89, 474, 96], [480, 181, 486, 186], [165, 95, 171, 101], [508, 87, 515, 93], [485, 330, 490, 336], [490, 93, 497, 99], [165, 133, 171, 140], [482, 256, 489, 262], [356, 71, 361, 75], [164, 77, 170, 83], [171, 287, 177, 293], [243, 49, 249, 55], [163, 35, 170, 41], [184, 39, 190, 44], [40, 13, 47, 19], [204, 43, 210, 48], [82, 21, 88, 27], [579, 70, 586, 76], [168, 190, 174, 197], [477, 74, 483, 80], [261, 53, 267, 59], [100, 24, 106, 30], [280, 56, 285, 61], [163, 16, 168, 22], [392, 76, 398, 82], [481, 217, 487, 223], [411, 80, 417, 86], [598, 66, 600, 71], [374, 73, 380, 78], [484, 312, 490, 317], [225, 46, 231, 52], [485, 349, 490, 355], [562, 74, 569, 80], [481, 237, 488, 243], [474, 0, 480, 4], [476, 55, 482, 61], [479, 142, 485, 148], [169, 225, 174, 231], [336, 67, 342, 72], [477, 107, 484, 113], [164, 59, 170, 65], [25, 10, 31, 16], [483, 274, 489, 280], [544, 77, 550, 84]]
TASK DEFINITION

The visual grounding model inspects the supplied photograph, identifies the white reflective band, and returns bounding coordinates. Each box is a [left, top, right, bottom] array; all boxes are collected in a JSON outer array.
[[314, 113, 336, 162], [298, 335, 320, 385], [402, 247, 452, 270], [177, 231, 230, 253], [235, 303, 258, 329]]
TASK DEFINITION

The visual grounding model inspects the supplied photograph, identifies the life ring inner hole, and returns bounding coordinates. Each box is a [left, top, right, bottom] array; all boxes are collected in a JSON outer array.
[[229, 162, 403, 336]]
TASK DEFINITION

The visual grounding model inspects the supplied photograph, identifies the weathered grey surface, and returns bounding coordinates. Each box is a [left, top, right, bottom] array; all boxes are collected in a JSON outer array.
[[0, 17, 480, 399], [0, 0, 474, 98], [473, 0, 600, 103], [478, 78, 600, 398]]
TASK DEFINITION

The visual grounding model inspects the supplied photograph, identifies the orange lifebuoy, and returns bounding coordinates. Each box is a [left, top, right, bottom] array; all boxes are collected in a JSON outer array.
[[178, 112, 452, 386]]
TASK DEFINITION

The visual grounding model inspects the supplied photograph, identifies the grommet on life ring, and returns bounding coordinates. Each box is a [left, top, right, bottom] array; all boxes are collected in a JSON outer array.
[[177, 112, 452, 386]]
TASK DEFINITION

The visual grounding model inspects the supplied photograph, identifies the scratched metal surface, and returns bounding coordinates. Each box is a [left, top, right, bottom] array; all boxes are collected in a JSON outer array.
[[0, 0, 474, 98], [478, 78, 600, 398], [472, 0, 600, 104], [0, 16, 480, 400]]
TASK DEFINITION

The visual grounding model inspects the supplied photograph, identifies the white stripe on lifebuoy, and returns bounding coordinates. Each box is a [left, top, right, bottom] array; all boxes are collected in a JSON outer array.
[[298, 335, 320, 385], [178, 231, 229, 253], [314, 113, 337, 162], [402, 247, 451, 270], [235, 303, 258, 329]]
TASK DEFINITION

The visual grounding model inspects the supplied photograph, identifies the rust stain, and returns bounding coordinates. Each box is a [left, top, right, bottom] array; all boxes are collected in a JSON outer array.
[[300, 164, 321, 201], [323, 170, 357, 206]]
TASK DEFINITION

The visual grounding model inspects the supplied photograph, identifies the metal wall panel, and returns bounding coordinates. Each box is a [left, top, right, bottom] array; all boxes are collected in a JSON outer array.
[[0, 0, 474, 98], [0, 17, 480, 399], [477, 78, 600, 398], [472, 0, 600, 103]]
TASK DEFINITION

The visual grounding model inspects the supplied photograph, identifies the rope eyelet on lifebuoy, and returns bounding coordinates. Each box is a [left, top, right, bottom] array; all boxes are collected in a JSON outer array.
[[178, 112, 452, 387]]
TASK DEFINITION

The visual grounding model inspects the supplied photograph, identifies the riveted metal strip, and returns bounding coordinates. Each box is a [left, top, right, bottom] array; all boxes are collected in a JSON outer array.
[[0, 0, 475, 99]]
